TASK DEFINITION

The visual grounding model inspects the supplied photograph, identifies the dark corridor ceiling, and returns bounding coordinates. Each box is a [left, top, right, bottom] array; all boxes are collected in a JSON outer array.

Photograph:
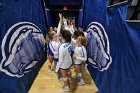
[[46, 0, 82, 5], [45, 0, 83, 10]]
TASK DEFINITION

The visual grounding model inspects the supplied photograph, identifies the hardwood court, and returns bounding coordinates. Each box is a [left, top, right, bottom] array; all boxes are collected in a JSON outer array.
[[29, 60, 98, 93]]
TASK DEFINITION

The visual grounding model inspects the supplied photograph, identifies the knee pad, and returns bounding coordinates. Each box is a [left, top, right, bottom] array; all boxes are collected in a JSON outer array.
[[77, 73, 82, 77], [68, 71, 71, 74], [62, 77, 69, 81]]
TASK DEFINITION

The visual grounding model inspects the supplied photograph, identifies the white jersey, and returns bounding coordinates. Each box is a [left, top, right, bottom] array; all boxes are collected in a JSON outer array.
[[49, 41, 60, 59], [55, 43, 72, 72], [73, 45, 87, 65], [48, 20, 62, 59]]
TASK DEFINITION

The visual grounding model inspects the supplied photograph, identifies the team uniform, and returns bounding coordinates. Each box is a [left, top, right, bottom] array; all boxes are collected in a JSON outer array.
[[73, 45, 87, 65], [49, 40, 60, 62], [55, 43, 72, 72], [46, 43, 54, 57]]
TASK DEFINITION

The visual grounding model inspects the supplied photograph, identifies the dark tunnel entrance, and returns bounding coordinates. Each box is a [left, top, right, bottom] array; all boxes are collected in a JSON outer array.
[[43, 0, 84, 27]]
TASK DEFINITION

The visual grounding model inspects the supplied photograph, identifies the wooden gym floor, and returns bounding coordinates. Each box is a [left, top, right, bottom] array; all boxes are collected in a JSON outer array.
[[29, 60, 98, 93]]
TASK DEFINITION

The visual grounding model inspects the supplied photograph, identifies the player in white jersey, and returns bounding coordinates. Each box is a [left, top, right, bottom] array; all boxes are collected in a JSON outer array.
[[71, 31, 85, 52], [55, 30, 72, 92], [78, 27, 88, 69], [48, 33, 60, 70], [73, 36, 87, 86], [46, 13, 62, 73]]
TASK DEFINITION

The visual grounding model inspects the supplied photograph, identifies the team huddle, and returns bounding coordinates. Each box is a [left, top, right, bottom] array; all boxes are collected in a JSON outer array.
[[45, 13, 87, 92]]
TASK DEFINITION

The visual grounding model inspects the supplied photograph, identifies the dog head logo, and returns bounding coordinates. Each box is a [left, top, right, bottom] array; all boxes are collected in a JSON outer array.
[[0, 22, 45, 77], [87, 22, 112, 71]]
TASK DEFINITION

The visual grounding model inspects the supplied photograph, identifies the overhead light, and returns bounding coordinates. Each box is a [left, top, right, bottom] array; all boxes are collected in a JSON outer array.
[[63, 5, 68, 11]]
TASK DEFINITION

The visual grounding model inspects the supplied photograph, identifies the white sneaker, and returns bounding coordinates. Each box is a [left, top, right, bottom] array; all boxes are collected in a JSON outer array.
[[68, 78, 72, 83], [77, 80, 85, 86], [48, 69, 52, 73], [73, 74, 80, 79], [57, 77, 63, 81], [61, 86, 70, 92]]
